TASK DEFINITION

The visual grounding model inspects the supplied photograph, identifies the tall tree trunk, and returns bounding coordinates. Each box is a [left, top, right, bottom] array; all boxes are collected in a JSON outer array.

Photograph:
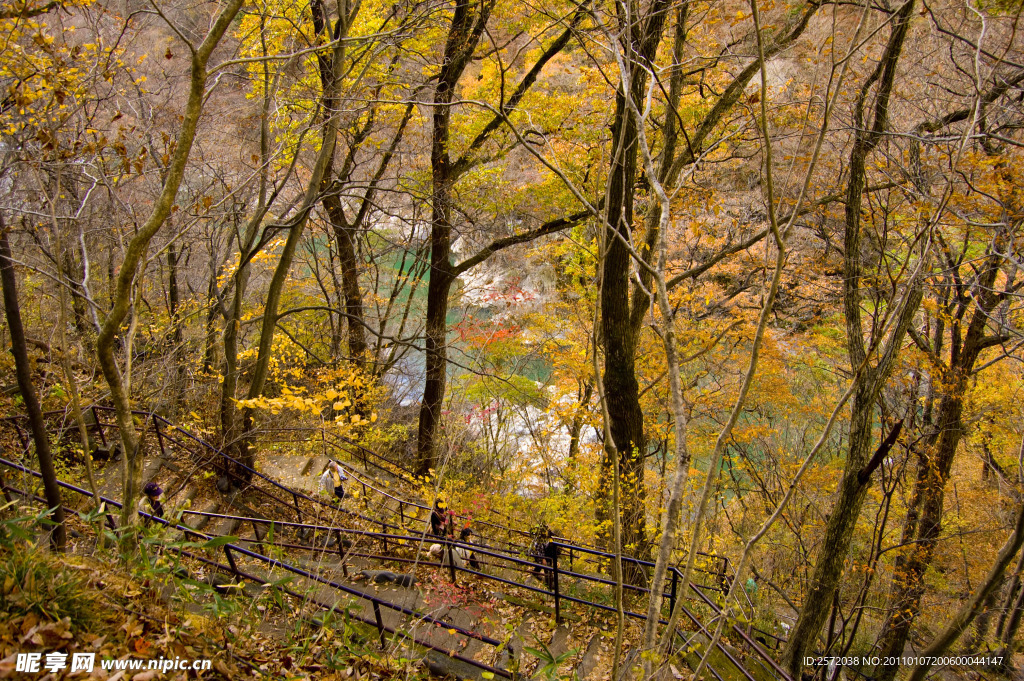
[[415, 241, 454, 475], [219, 13, 271, 468], [220, 253, 249, 462], [415, 0, 496, 475], [597, 0, 673, 569], [323, 196, 367, 365], [203, 273, 220, 375], [0, 220, 67, 551], [62, 247, 92, 344], [781, 0, 918, 670], [412, 0, 584, 474], [782, 381, 884, 671], [167, 243, 185, 411]]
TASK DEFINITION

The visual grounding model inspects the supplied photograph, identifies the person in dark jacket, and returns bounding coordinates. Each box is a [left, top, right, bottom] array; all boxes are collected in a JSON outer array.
[[529, 526, 559, 589], [429, 498, 453, 539], [139, 482, 165, 519], [458, 527, 481, 570]]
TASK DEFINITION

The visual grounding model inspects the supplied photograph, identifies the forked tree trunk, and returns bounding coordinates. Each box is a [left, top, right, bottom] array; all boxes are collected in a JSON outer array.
[[874, 251, 1007, 681]]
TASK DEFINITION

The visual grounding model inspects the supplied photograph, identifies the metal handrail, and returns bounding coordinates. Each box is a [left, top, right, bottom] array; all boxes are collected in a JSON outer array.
[[262, 426, 537, 541], [3, 407, 730, 584], [0, 457, 515, 679], [267, 427, 734, 586], [3, 410, 787, 680]]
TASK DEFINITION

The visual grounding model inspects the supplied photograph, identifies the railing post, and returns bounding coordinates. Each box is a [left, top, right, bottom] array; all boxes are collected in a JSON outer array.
[[372, 601, 386, 649], [670, 569, 678, 616], [552, 547, 561, 625], [91, 406, 108, 446], [381, 523, 388, 554], [292, 492, 302, 522], [224, 546, 238, 575], [251, 520, 265, 549], [153, 418, 167, 458], [399, 502, 404, 525], [447, 542, 457, 584]]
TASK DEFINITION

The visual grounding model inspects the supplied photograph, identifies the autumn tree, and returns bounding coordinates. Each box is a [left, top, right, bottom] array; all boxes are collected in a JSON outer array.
[[874, 116, 1024, 681], [95, 0, 245, 529], [584, 0, 825, 568], [415, 0, 590, 475]]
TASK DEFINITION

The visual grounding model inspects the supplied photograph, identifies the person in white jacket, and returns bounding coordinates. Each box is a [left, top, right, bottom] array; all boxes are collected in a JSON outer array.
[[427, 527, 481, 571], [318, 461, 348, 501]]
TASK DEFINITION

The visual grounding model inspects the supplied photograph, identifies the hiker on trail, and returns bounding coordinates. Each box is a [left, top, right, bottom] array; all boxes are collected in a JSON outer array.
[[716, 560, 731, 592], [429, 498, 453, 539], [528, 526, 559, 589], [319, 460, 348, 502], [427, 541, 464, 568], [139, 482, 165, 520], [426, 530, 478, 571], [457, 527, 481, 571]]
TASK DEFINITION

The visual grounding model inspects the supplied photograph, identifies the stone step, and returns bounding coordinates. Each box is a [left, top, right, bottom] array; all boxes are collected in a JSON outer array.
[[96, 453, 165, 500], [496, 615, 534, 674], [164, 479, 197, 509], [575, 632, 603, 680], [530, 624, 571, 680], [210, 511, 243, 538], [189, 500, 220, 532], [423, 651, 492, 681], [261, 453, 324, 495]]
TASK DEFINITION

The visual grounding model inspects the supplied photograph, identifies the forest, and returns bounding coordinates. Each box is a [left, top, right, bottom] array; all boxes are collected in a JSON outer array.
[[0, 0, 1023, 678]]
